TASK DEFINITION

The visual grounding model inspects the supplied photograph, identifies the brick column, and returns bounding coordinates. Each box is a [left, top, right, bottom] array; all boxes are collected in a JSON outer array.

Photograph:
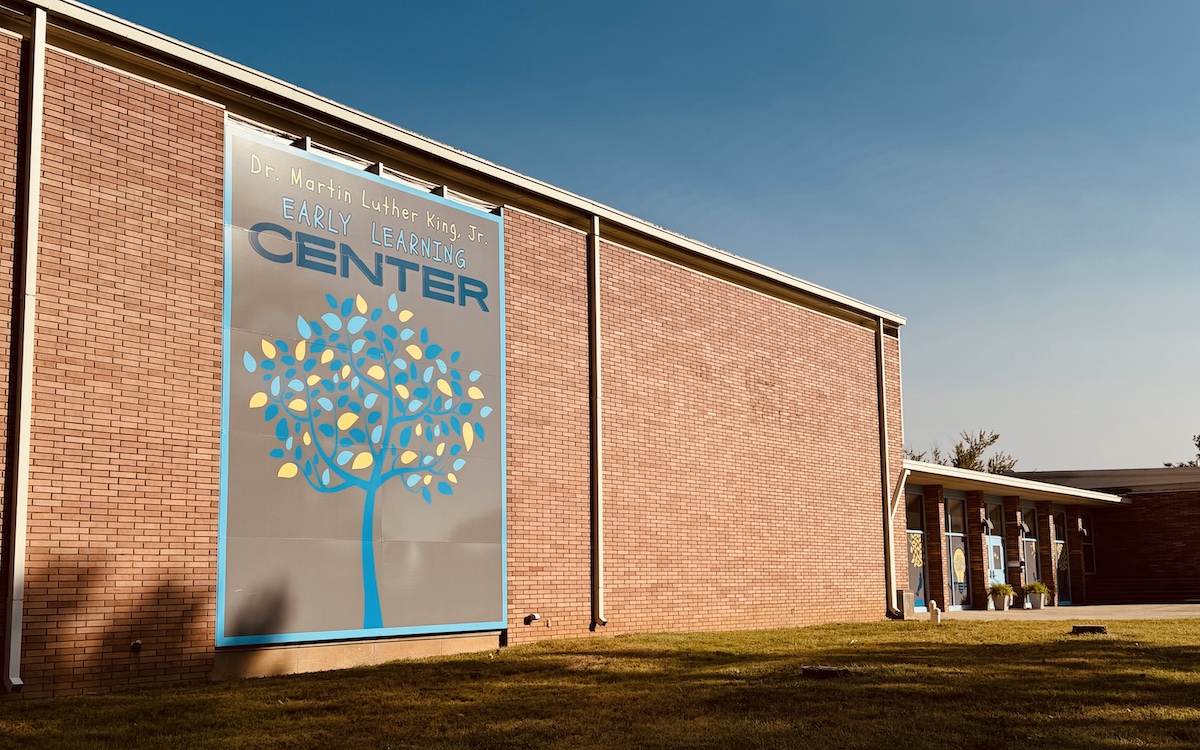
[[1036, 501, 1058, 605], [923, 485, 948, 611], [1066, 506, 1087, 605], [1002, 496, 1026, 604], [964, 491, 989, 610]]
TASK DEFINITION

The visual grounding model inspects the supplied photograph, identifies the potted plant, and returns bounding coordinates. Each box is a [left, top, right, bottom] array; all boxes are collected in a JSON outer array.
[[1025, 580, 1050, 610], [989, 582, 1014, 611]]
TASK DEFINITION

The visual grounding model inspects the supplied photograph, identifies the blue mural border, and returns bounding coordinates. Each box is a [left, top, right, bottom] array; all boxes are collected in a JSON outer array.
[[217, 118, 507, 648]]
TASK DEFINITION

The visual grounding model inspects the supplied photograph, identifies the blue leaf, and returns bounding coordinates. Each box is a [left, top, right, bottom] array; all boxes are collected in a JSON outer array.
[[400, 328, 414, 341], [270, 377, 281, 397], [408, 400, 422, 412], [423, 367, 434, 383], [341, 297, 354, 316], [285, 368, 296, 378], [388, 294, 398, 312], [420, 328, 429, 344], [450, 351, 461, 362], [326, 293, 338, 309], [261, 360, 275, 371], [450, 445, 461, 455], [480, 406, 493, 418], [318, 397, 333, 411], [269, 448, 284, 459], [406, 475, 420, 487], [422, 455, 434, 466], [367, 347, 382, 359], [297, 315, 312, 339], [338, 395, 349, 407], [364, 393, 378, 409], [437, 482, 453, 495], [453, 459, 466, 471], [349, 428, 366, 442], [451, 381, 463, 397], [321, 313, 342, 331], [352, 339, 366, 353], [414, 387, 430, 399], [370, 308, 382, 321], [382, 324, 397, 338], [293, 447, 301, 460], [383, 340, 395, 353], [395, 371, 409, 384], [288, 379, 304, 392], [436, 359, 447, 374], [347, 316, 366, 334], [367, 411, 381, 424], [421, 487, 432, 503], [475, 423, 485, 441], [242, 352, 257, 373], [303, 359, 316, 372], [364, 330, 377, 343], [400, 427, 412, 446], [451, 416, 461, 433], [282, 356, 295, 366], [322, 469, 330, 486], [459, 403, 473, 416], [275, 421, 288, 440], [371, 425, 383, 443], [264, 404, 279, 421], [469, 370, 482, 382], [285, 436, 294, 450], [426, 345, 442, 358], [337, 451, 353, 466], [339, 437, 353, 448], [319, 424, 335, 438]]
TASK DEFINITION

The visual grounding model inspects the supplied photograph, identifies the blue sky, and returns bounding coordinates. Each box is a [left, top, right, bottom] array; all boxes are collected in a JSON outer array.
[[90, 0, 1200, 469]]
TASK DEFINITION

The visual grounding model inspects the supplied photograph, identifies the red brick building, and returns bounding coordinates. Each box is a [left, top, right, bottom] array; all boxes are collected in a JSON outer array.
[[0, 2, 908, 698]]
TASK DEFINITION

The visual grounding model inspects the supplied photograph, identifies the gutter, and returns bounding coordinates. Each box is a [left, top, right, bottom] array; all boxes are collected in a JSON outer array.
[[3, 5, 45, 692], [875, 318, 901, 619], [588, 216, 607, 628]]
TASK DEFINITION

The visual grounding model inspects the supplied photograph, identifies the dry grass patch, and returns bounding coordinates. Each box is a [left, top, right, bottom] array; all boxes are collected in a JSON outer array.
[[3, 619, 1200, 749]]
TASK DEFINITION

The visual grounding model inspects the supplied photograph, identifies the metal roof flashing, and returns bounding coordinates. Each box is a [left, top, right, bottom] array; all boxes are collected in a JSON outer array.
[[19, 0, 905, 331]]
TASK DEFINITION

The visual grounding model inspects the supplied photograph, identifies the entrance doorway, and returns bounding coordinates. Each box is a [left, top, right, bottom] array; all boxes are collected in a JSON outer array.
[[905, 494, 928, 609], [985, 502, 1006, 588], [1021, 509, 1040, 587], [1053, 510, 1070, 604], [945, 497, 970, 609]]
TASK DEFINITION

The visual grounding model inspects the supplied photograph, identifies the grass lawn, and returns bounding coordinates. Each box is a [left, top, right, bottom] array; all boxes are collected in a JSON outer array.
[[3, 619, 1200, 749]]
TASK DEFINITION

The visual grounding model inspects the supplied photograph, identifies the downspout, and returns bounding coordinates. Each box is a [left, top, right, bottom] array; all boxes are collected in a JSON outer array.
[[875, 316, 901, 619], [587, 216, 606, 627], [4, 6, 46, 692]]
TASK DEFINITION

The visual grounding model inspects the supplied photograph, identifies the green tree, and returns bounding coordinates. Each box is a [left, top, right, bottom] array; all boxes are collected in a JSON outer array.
[[1164, 435, 1200, 468], [905, 429, 1017, 474]]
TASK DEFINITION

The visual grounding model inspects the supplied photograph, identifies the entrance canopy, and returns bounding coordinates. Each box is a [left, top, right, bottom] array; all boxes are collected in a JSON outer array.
[[902, 460, 1127, 506]]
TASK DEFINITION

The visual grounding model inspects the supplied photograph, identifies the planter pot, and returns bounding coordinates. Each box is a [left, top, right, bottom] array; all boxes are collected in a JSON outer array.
[[991, 593, 1009, 611], [1029, 593, 1046, 610]]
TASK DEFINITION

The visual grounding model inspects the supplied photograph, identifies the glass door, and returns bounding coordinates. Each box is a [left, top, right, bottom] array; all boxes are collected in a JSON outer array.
[[1021, 509, 1040, 587], [985, 502, 1006, 587], [1053, 510, 1070, 604], [905, 494, 927, 609], [945, 498, 970, 609]]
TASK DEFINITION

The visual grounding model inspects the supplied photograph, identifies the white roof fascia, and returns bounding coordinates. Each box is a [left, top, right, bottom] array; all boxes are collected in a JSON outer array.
[[903, 460, 1127, 506]]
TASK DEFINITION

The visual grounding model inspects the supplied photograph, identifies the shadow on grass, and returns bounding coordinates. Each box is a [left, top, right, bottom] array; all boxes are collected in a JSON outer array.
[[4, 620, 1200, 749]]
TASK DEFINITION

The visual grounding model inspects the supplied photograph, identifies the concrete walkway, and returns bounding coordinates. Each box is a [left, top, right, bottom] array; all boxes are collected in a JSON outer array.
[[943, 603, 1200, 621]]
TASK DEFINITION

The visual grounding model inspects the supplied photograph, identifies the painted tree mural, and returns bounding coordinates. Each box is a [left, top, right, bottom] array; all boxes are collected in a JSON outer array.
[[240, 292, 493, 628]]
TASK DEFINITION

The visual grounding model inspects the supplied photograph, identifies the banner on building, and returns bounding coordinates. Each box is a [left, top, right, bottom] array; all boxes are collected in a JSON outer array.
[[219, 123, 505, 646]]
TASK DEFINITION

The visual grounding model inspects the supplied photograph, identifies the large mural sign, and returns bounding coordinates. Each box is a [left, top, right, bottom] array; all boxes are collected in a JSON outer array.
[[219, 124, 505, 646]]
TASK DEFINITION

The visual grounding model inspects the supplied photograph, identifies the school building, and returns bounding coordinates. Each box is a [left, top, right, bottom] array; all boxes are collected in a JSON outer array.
[[0, 1, 1191, 698]]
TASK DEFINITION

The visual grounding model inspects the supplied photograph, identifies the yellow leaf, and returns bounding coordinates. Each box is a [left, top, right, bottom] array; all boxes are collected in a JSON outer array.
[[401, 450, 417, 464], [437, 379, 452, 397], [406, 344, 423, 361], [307, 375, 321, 386], [302, 431, 311, 446], [321, 349, 334, 364], [288, 399, 307, 412], [436, 442, 445, 456], [423, 475, 432, 485], [277, 463, 298, 478], [367, 365, 386, 380], [249, 392, 268, 409], [356, 294, 368, 314], [415, 424, 423, 436], [261, 340, 276, 358], [295, 341, 306, 360], [399, 310, 414, 323], [337, 413, 359, 430], [352, 452, 373, 470], [467, 386, 484, 400], [395, 384, 410, 399], [341, 365, 351, 378], [448, 473, 457, 484], [463, 422, 474, 451]]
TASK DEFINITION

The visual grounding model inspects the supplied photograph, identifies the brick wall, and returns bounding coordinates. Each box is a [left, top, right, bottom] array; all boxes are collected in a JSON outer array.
[[503, 209, 594, 644], [17, 49, 224, 697], [1089, 491, 1200, 603], [0, 32, 20, 576], [596, 241, 888, 631]]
